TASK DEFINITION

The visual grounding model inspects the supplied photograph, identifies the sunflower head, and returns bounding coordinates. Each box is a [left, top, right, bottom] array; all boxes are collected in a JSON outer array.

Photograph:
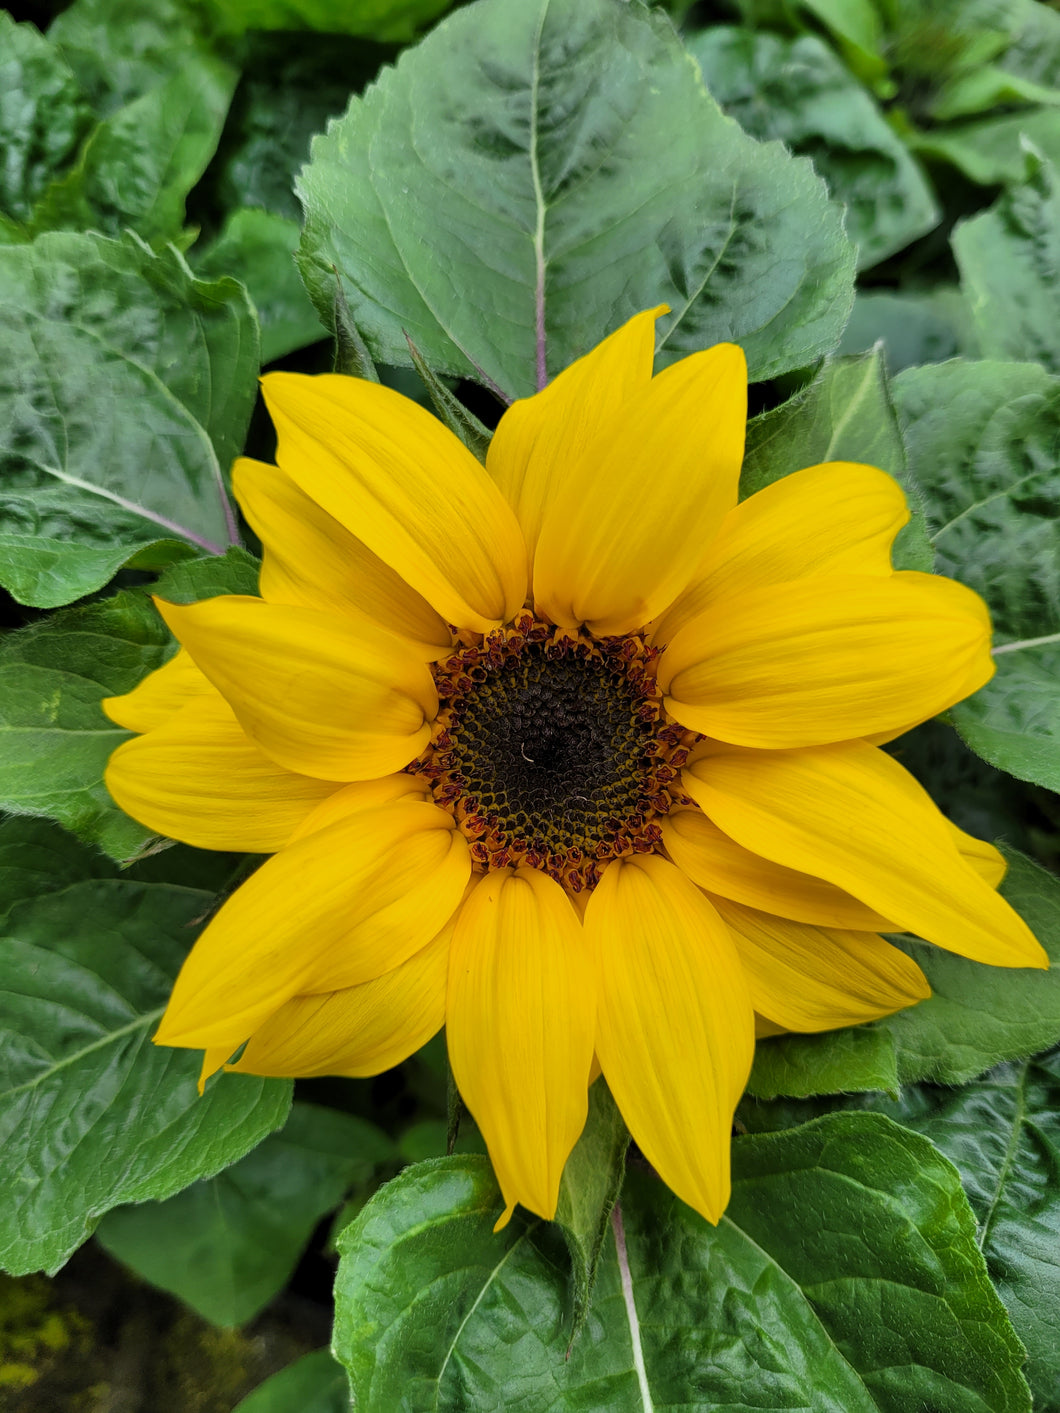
[[104, 308, 1046, 1229]]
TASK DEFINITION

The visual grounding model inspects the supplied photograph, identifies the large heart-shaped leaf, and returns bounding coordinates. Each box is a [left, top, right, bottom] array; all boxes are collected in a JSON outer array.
[[893, 358, 1060, 792], [297, 0, 855, 399], [0, 230, 256, 608], [333, 1115, 1028, 1410], [0, 823, 290, 1276]]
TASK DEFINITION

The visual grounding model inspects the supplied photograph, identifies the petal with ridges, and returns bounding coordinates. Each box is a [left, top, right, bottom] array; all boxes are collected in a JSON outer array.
[[710, 895, 930, 1032], [154, 801, 469, 1049], [102, 648, 212, 732], [156, 595, 436, 781], [534, 343, 747, 636], [586, 855, 754, 1224], [685, 741, 1046, 969], [487, 308, 661, 565], [289, 774, 429, 842], [662, 808, 894, 930], [650, 462, 908, 646], [227, 923, 453, 1079], [105, 694, 341, 852], [261, 373, 528, 632], [233, 458, 453, 658], [447, 868, 595, 1224], [660, 572, 993, 748]]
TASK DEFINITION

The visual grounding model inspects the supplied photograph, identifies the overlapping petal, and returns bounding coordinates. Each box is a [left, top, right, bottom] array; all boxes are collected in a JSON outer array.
[[261, 373, 528, 632], [660, 572, 993, 748], [155, 595, 436, 781], [586, 855, 754, 1224], [650, 461, 909, 646], [447, 868, 595, 1226], [710, 896, 931, 1031], [288, 773, 430, 841], [662, 808, 894, 930], [487, 308, 661, 565], [685, 741, 1046, 969], [233, 458, 453, 657], [226, 922, 454, 1079], [102, 648, 212, 732], [533, 342, 747, 636], [154, 801, 470, 1050], [105, 694, 341, 851]]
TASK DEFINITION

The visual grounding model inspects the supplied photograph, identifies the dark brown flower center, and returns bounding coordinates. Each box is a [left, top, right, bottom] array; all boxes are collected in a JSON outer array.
[[409, 612, 697, 892]]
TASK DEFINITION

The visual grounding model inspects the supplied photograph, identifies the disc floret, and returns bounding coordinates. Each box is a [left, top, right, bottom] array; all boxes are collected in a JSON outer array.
[[410, 611, 698, 892]]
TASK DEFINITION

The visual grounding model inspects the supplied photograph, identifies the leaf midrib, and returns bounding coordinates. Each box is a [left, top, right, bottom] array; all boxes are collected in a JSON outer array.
[[2, 1005, 166, 1100]]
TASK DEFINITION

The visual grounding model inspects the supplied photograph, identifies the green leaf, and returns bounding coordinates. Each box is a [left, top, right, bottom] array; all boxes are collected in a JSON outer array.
[[0, 15, 92, 226], [751, 846, 1060, 1098], [0, 815, 116, 915], [913, 108, 1060, 187], [404, 338, 491, 465], [893, 358, 1060, 791], [741, 348, 934, 572], [748, 1020, 899, 1101], [988, 0, 1060, 109], [688, 27, 938, 270], [0, 590, 170, 860], [151, 546, 262, 603], [885, 848, 1060, 1085], [30, 53, 237, 244], [206, 31, 387, 228], [48, 0, 220, 112], [0, 230, 257, 608], [870, 1053, 1060, 1411], [953, 149, 1060, 374], [231, 1349, 350, 1413], [333, 1114, 1029, 1410], [297, 0, 855, 399], [837, 288, 978, 373], [0, 851, 291, 1276], [201, 0, 450, 42], [193, 208, 324, 363], [748, 1043, 1060, 1411], [792, 0, 888, 84], [552, 1080, 628, 1345], [96, 1102, 395, 1326]]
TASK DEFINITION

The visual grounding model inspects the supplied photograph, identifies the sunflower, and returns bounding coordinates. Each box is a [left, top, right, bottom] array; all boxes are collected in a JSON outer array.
[[104, 308, 1046, 1229]]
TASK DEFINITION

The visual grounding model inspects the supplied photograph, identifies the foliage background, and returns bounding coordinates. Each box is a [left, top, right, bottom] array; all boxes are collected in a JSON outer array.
[[2, 0, 1060, 1407]]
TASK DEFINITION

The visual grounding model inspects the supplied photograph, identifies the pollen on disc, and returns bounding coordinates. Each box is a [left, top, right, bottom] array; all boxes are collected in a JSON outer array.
[[409, 613, 699, 893]]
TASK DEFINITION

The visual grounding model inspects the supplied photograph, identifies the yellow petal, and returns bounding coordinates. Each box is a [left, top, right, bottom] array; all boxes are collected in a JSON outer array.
[[156, 595, 436, 781], [533, 342, 747, 636], [660, 571, 993, 748], [586, 855, 754, 1223], [154, 801, 470, 1049], [950, 825, 1006, 889], [662, 807, 894, 930], [105, 694, 341, 851], [102, 648, 212, 732], [288, 773, 430, 842], [710, 895, 931, 1032], [755, 1014, 788, 1040], [685, 741, 1047, 969], [487, 308, 661, 566], [197, 1046, 234, 1094], [261, 373, 528, 632], [650, 461, 909, 646], [232, 457, 453, 658], [227, 923, 453, 1078], [447, 868, 595, 1223]]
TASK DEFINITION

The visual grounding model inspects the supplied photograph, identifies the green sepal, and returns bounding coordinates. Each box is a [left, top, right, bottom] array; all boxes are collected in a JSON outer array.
[[405, 334, 493, 465]]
